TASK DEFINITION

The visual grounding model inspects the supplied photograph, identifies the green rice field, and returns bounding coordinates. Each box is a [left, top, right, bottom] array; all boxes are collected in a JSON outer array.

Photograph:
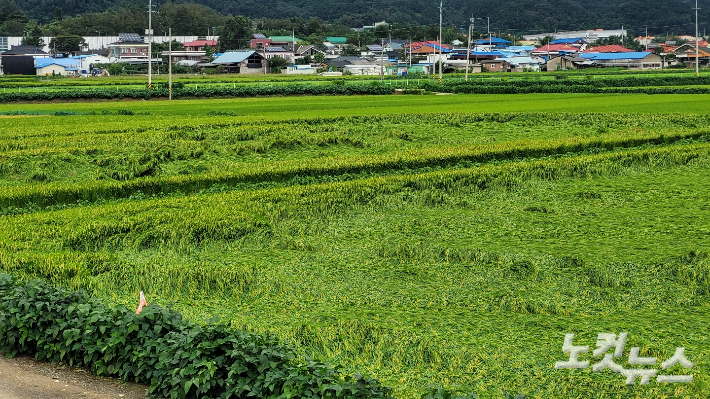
[[0, 93, 709, 398]]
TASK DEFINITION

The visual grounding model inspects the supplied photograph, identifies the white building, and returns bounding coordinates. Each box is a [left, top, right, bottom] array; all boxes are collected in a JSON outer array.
[[343, 64, 381, 75], [523, 29, 627, 43], [283, 65, 319, 74]]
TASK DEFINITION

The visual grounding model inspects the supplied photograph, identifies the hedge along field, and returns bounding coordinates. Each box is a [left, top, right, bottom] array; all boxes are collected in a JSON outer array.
[[0, 95, 709, 398], [3, 93, 710, 119]]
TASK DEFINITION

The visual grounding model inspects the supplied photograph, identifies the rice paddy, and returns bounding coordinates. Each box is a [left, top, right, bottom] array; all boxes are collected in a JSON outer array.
[[0, 94, 708, 398]]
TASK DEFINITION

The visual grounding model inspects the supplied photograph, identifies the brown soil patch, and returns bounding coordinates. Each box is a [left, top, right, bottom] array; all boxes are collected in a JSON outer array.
[[0, 355, 151, 399]]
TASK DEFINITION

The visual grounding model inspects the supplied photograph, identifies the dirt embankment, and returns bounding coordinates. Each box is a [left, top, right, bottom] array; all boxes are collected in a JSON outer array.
[[0, 355, 150, 399]]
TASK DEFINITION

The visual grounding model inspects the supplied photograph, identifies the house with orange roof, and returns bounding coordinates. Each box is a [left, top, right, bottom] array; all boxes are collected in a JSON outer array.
[[408, 41, 451, 55], [673, 43, 710, 66]]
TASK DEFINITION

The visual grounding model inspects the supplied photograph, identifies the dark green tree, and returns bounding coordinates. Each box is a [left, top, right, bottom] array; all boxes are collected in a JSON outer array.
[[0, 0, 27, 35], [21, 21, 44, 46], [342, 44, 361, 56], [154, 3, 226, 36], [219, 15, 253, 51], [49, 35, 86, 56], [151, 40, 185, 63], [52, 6, 62, 22], [204, 45, 216, 62], [268, 55, 289, 73]]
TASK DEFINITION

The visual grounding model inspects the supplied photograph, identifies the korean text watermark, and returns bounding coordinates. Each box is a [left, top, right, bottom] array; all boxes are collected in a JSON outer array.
[[554, 333, 693, 385]]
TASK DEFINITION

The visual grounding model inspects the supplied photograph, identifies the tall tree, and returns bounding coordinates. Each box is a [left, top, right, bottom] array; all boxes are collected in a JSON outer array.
[[49, 35, 86, 56], [52, 6, 62, 22], [219, 15, 253, 51], [21, 22, 44, 46], [0, 0, 27, 35], [268, 55, 289, 73]]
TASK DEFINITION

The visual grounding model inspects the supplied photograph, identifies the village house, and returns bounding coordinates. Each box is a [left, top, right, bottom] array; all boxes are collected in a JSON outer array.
[[497, 56, 545, 72], [546, 54, 593, 70], [211, 50, 266, 74], [283, 64, 319, 74], [578, 51, 663, 69], [531, 44, 580, 59], [673, 43, 710, 66], [480, 59, 510, 72], [108, 33, 149, 62], [263, 46, 295, 62], [34, 57, 81, 76], [249, 34, 271, 49], [582, 44, 634, 53], [1, 45, 49, 75], [549, 38, 587, 48], [163, 39, 218, 64]]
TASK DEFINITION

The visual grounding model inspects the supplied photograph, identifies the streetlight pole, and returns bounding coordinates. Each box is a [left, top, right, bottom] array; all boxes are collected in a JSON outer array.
[[476, 17, 491, 50]]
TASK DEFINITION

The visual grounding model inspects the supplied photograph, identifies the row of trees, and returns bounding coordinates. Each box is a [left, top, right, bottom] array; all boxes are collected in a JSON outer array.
[[8, 0, 710, 38]]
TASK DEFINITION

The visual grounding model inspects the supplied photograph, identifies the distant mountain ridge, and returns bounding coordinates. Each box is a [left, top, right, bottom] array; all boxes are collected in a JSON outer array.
[[20, 0, 708, 36]]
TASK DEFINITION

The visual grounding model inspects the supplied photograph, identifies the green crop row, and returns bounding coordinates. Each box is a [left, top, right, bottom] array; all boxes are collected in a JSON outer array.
[[1, 121, 707, 211], [1, 142, 707, 260], [2, 73, 708, 102], [0, 84, 395, 103], [427, 75, 710, 89], [0, 273, 391, 399]]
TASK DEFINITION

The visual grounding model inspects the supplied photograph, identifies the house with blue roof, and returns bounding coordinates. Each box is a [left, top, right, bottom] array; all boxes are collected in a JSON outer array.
[[549, 38, 587, 46], [474, 37, 512, 45], [212, 51, 266, 74], [578, 51, 662, 69], [34, 57, 81, 76], [473, 37, 512, 51]]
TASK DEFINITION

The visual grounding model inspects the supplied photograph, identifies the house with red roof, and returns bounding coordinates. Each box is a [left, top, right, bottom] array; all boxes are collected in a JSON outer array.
[[183, 40, 218, 52], [582, 45, 634, 53]]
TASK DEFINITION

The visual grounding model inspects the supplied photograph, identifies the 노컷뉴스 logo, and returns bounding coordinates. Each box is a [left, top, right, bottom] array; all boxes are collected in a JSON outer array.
[[554, 333, 693, 385]]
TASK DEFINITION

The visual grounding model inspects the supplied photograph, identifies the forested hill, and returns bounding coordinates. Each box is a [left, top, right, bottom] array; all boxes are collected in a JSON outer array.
[[9, 0, 709, 35]]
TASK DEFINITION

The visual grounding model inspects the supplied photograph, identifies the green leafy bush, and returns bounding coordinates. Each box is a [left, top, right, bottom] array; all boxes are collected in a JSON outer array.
[[0, 274, 391, 399]]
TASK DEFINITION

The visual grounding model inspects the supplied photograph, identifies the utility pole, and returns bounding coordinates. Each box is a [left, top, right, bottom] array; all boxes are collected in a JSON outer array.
[[465, 17, 474, 81], [487, 17, 491, 50], [169, 28, 172, 100], [438, 0, 443, 82], [380, 37, 385, 81], [645, 26, 648, 51], [147, 0, 153, 89], [694, 0, 700, 77]]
